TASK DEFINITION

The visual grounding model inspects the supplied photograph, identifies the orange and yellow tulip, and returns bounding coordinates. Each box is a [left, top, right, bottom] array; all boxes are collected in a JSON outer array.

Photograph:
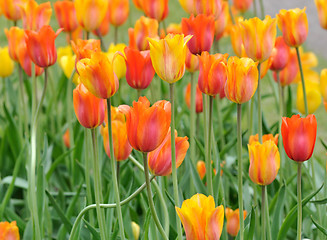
[[229, 18, 247, 58], [25, 25, 62, 68], [185, 48, 199, 73], [118, 96, 171, 153], [69, 26, 84, 44], [132, 0, 142, 10], [54, 0, 78, 33], [142, 0, 168, 21], [176, 193, 224, 240], [148, 34, 192, 83], [296, 79, 321, 114], [179, 0, 222, 17], [198, 51, 228, 96], [225, 56, 258, 104], [248, 140, 280, 185], [315, 0, 327, 29], [240, 16, 277, 62], [63, 129, 70, 148], [71, 39, 101, 65], [0, 0, 26, 21], [233, 0, 252, 12], [249, 133, 279, 145], [0, 221, 20, 240], [185, 83, 203, 113], [73, 83, 106, 129], [166, 23, 182, 35], [320, 69, 327, 111], [182, 14, 215, 55], [259, 57, 272, 79], [108, 0, 129, 27], [148, 128, 189, 176], [273, 48, 298, 86], [77, 51, 119, 99], [57, 46, 79, 85], [93, 5, 110, 37], [281, 114, 317, 162], [277, 8, 308, 47], [197, 160, 206, 179], [0, 47, 15, 78], [270, 36, 290, 71], [214, 1, 229, 41], [225, 208, 247, 237]]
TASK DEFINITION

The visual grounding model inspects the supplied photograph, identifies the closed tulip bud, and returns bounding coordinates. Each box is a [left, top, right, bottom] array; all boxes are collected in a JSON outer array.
[[273, 48, 298, 86], [225, 208, 247, 237], [229, 18, 247, 58], [74, 0, 108, 32], [142, 0, 169, 21], [123, 47, 155, 90], [25, 25, 62, 68], [131, 221, 140, 240], [148, 34, 192, 83], [77, 51, 119, 99], [63, 129, 70, 148], [215, 1, 229, 41], [185, 48, 199, 73], [119, 96, 171, 153], [320, 69, 327, 111], [179, 0, 222, 18], [281, 114, 317, 162], [0, 221, 20, 240], [0, 47, 14, 78], [296, 80, 322, 114], [107, 43, 127, 80], [0, 0, 26, 21], [270, 36, 290, 71], [19, 0, 52, 31], [182, 14, 215, 55], [249, 133, 279, 145], [315, 0, 327, 29], [185, 83, 203, 113], [108, 0, 129, 27], [240, 16, 277, 62], [176, 194, 224, 240], [197, 160, 206, 179], [71, 39, 101, 65], [73, 83, 106, 129], [233, 0, 253, 12], [54, 0, 78, 33], [198, 51, 228, 96], [277, 8, 308, 47], [225, 56, 258, 104], [93, 6, 110, 37]]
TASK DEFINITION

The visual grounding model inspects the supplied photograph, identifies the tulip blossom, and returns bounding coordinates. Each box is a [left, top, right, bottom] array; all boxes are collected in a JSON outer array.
[[182, 14, 215, 55], [185, 48, 199, 73], [296, 80, 321, 114], [179, 0, 222, 17], [233, 0, 253, 12], [132, 0, 142, 9], [176, 194, 224, 240], [57, 46, 79, 85], [225, 57, 258, 104], [315, 0, 327, 29], [0, 0, 26, 21], [108, 0, 129, 27], [25, 25, 62, 68], [93, 5, 110, 37], [214, 1, 229, 41], [320, 69, 327, 111], [54, 0, 78, 33], [166, 23, 182, 35], [0, 47, 15, 78], [260, 58, 273, 79], [270, 36, 290, 71], [249, 133, 279, 146], [273, 48, 298, 86], [281, 114, 317, 162], [277, 8, 308, 47], [71, 39, 101, 64], [131, 221, 140, 240], [69, 26, 84, 44], [63, 129, 70, 148], [0, 221, 20, 240], [229, 18, 247, 58], [225, 208, 247, 237], [142, 0, 168, 22], [73, 83, 106, 129], [5, 27, 24, 62], [148, 34, 192, 83], [148, 128, 189, 176], [197, 160, 206, 179], [185, 83, 203, 113], [106, 43, 127, 80], [119, 96, 171, 153]]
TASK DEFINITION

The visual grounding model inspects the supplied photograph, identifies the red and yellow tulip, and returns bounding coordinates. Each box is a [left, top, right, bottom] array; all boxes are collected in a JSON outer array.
[[273, 48, 298, 86], [315, 0, 327, 29], [179, 0, 222, 17], [249, 133, 279, 146], [142, 0, 168, 21], [54, 0, 78, 33], [185, 83, 203, 113], [270, 36, 290, 71], [0, 0, 26, 21], [71, 39, 101, 65], [185, 48, 199, 73], [233, 0, 253, 12], [214, 1, 229, 41], [108, 0, 129, 27]]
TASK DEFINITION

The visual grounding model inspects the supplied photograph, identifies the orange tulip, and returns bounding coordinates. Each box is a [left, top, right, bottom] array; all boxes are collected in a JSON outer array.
[[25, 25, 62, 68], [277, 8, 308, 47], [118, 96, 171, 153], [249, 133, 279, 145], [132, 0, 142, 9], [176, 194, 224, 240], [229, 18, 247, 58], [123, 47, 155, 90], [214, 1, 229, 41], [108, 0, 129, 27], [93, 5, 110, 37], [185, 83, 203, 113], [5, 26, 24, 62], [260, 57, 272, 79], [73, 83, 106, 129], [233, 0, 252, 12], [225, 208, 247, 237], [240, 16, 277, 62], [182, 14, 215, 55], [0, 221, 20, 240], [71, 39, 101, 65], [269, 36, 290, 71], [198, 51, 228, 96], [197, 160, 206, 179], [185, 48, 199, 73], [315, 0, 327, 29], [19, 0, 52, 31], [179, 0, 222, 18], [273, 48, 298, 86], [281, 114, 317, 162], [225, 56, 258, 104], [0, 0, 26, 21], [63, 129, 70, 148], [142, 0, 168, 21], [148, 128, 189, 176], [54, 0, 78, 33], [17, 42, 44, 77]]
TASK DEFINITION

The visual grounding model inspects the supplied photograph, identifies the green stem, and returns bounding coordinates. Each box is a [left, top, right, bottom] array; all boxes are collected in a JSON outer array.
[[254, 0, 257, 17], [265, 187, 272, 240], [107, 98, 125, 239], [84, 129, 94, 226], [257, 62, 262, 143], [114, 27, 118, 45], [216, 97, 225, 149], [297, 163, 302, 240], [170, 83, 183, 240], [143, 153, 168, 240], [190, 73, 196, 165], [295, 47, 308, 116], [259, 0, 265, 19], [206, 96, 214, 196], [137, 89, 142, 99], [85, 31, 90, 40], [324, 166, 327, 240], [18, 65, 28, 138], [261, 186, 266, 240], [67, 70, 75, 185], [249, 99, 254, 135], [277, 71, 285, 180], [228, 0, 235, 24], [237, 103, 244, 240]]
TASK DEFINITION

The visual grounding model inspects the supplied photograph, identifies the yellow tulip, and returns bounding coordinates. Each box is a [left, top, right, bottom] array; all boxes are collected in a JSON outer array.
[[320, 69, 327, 110], [131, 221, 140, 240], [315, 0, 327, 29], [0, 47, 14, 78], [57, 46, 79, 85], [296, 79, 322, 114], [107, 43, 127, 80]]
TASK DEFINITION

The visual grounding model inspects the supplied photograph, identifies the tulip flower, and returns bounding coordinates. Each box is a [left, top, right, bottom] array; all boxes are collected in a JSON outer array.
[[93, 5, 110, 37], [249, 133, 279, 145], [19, 0, 52, 31], [270, 36, 290, 71], [0, 0, 26, 21], [229, 18, 247, 58], [142, 0, 168, 21], [0, 221, 20, 240], [57, 46, 79, 85], [273, 48, 298, 86], [233, 0, 252, 12], [240, 16, 277, 62], [54, 0, 78, 33], [123, 47, 155, 90], [320, 69, 327, 111], [315, 0, 327, 29], [197, 160, 206, 179], [73, 83, 106, 129], [0, 47, 15, 78], [214, 1, 229, 41], [74, 0, 108, 32], [179, 0, 222, 17], [131, 221, 140, 240], [176, 194, 224, 240], [63, 129, 70, 148], [166, 23, 182, 35], [69, 26, 84, 44], [119, 96, 171, 153], [185, 83, 203, 113], [182, 14, 215, 55], [132, 0, 142, 10], [185, 48, 199, 73], [106, 43, 127, 80], [225, 56, 258, 104], [77, 51, 119, 99], [260, 57, 273, 79], [277, 8, 308, 47], [108, 0, 129, 27], [296, 80, 321, 114], [148, 34, 192, 83], [71, 39, 101, 64], [225, 208, 247, 237]]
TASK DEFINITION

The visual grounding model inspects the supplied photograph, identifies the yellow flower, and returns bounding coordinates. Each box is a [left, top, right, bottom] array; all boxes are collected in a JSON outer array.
[[320, 69, 327, 109], [315, 0, 327, 29], [107, 43, 127, 80], [297, 79, 322, 114], [131, 221, 140, 240], [57, 46, 79, 85], [0, 47, 14, 78]]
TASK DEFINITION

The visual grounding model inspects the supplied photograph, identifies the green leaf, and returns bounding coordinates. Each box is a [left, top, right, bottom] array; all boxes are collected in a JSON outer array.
[[194, 137, 205, 157], [320, 138, 327, 151], [245, 206, 256, 240], [83, 219, 101, 240], [311, 215, 327, 236], [310, 198, 327, 205], [165, 189, 175, 206], [271, 184, 286, 240], [286, 86, 292, 117], [142, 208, 151, 240], [187, 158, 207, 195]]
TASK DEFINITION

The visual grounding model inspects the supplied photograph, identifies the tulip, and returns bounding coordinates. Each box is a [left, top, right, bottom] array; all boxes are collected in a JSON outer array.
[[229, 18, 247, 58], [277, 8, 308, 47], [233, 0, 252, 12], [0, 221, 20, 240], [176, 194, 224, 240], [57, 46, 79, 85], [320, 69, 327, 111], [93, 5, 110, 37], [273, 48, 298, 86], [296, 80, 321, 114], [63, 129, 70, 148], [225, 208, 247, 237], [197, 160, 206, 179], [182, 14, 215, 55], [0, 0, 26, 21], [185, 83, 203, 113], [270, 36, 290, 71], [123, 47, 155, 90], [19, 0, 52, 31], [315, 0, 327, 29], [249, 133, 279, 145], [132, 0, 142, 10], [69, 26, 84, 44], [118, 96, 171, 153], [260, 57, 272, 79], [142, 0, 168, 21], [179, 0, 222, 17], [131, 221, 140, 240], [0, 47, 15, 78], [74, 0, 108, 32], [71, 39, 101, 64], [225, 56, 258, 104], [73, 83, 106, 129], [215, 1, 229, 41], [108, 0, 129, 27], [54, 0, 78, 33], [148, 34, 192, 83], [240, 16, 277, 62], [106, 43, 127, 80], [185, 48, 199, 73], [166, 23, 182, 35]]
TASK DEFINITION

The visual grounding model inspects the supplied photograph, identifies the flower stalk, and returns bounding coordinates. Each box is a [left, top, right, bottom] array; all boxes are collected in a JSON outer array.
[[237, 103, 244, 240]]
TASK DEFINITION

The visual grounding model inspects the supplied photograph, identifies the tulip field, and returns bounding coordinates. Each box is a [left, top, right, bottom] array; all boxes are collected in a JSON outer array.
[[1, 0, 327, 239]]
